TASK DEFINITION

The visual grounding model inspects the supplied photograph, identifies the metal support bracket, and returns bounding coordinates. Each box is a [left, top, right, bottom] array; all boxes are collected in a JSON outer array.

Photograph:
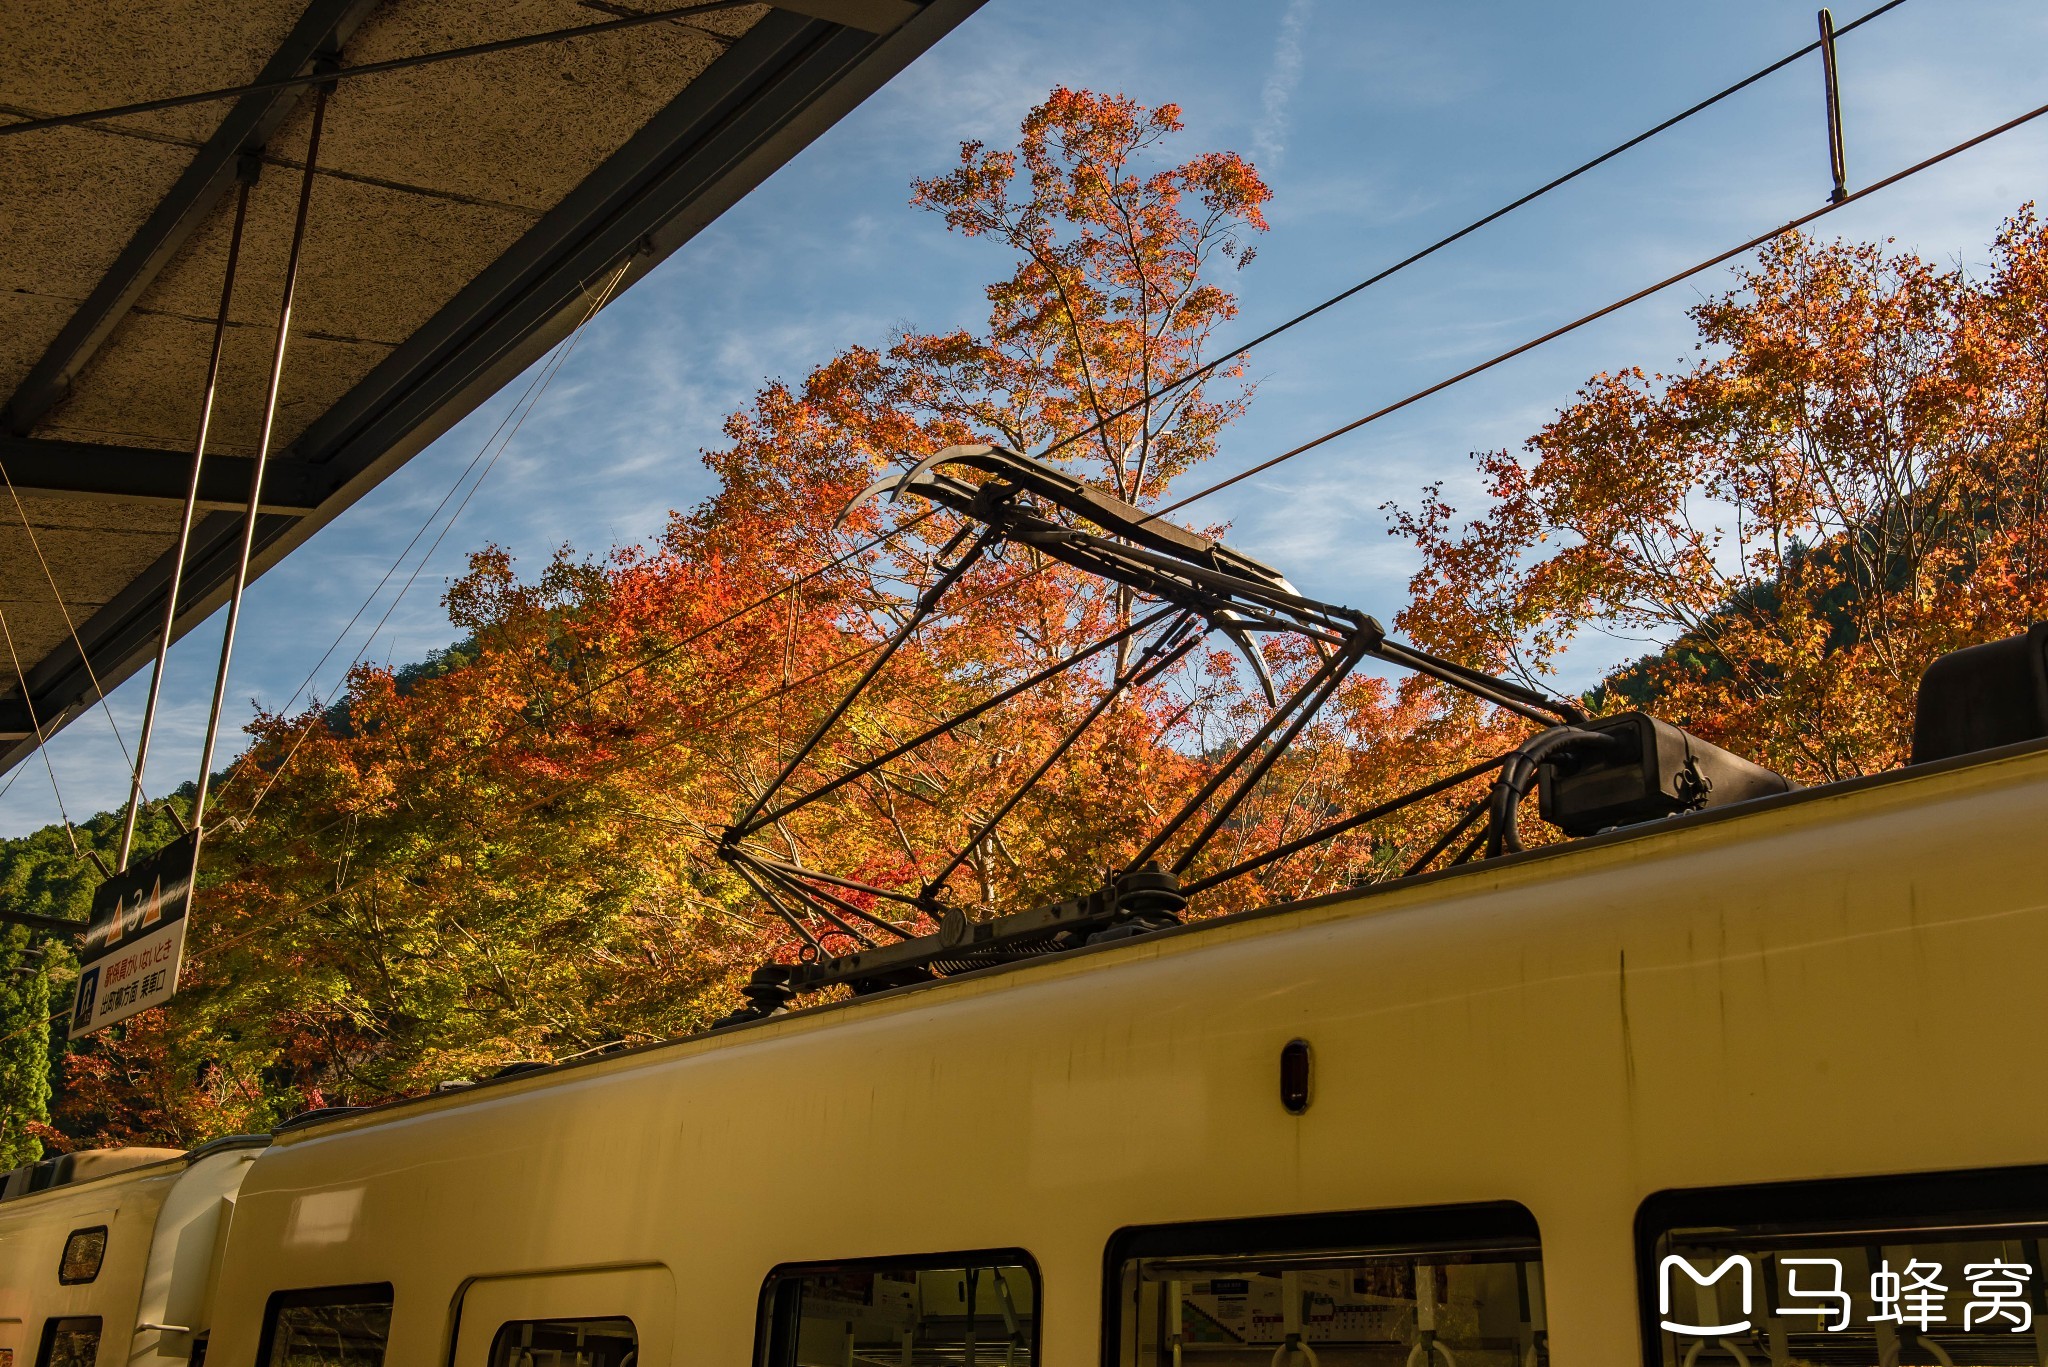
[[708, 443, 1587, 1024]]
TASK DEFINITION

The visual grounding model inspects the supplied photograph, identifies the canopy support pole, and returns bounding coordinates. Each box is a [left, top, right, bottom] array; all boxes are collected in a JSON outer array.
[[194, 81, 331, 834], [117, 161, 258, 871]]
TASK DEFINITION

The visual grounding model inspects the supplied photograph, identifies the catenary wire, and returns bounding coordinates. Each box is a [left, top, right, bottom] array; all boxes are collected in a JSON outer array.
[[0, 603, 78, 852], [1034, 0, 1913, 467], [0, 1, 756, 139], [1155, 93, 2048, 518], [0, 462, 139, 780]]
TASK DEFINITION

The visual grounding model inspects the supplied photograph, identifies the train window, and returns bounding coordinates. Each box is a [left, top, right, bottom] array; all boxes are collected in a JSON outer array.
[[488, 1317, 637, 1367], [1639, 1165, 2048, 1365], [57, 1226, 106, 1284], [757, 1252, 1038, 1367], [257, 1284, 395, 1367], [1108, 1203, 1548, 1367], [33, 1317, 100, 1367]]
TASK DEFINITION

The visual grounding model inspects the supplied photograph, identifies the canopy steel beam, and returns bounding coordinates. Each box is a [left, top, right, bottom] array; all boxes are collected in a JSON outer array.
[[1, 0, 383, 435], [0, 703, 32, 743], [0, 437, 323, 514]]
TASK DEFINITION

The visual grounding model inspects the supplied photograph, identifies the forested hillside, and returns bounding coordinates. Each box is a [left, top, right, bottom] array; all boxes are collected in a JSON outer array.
[[5, 88, 2046, 1154]]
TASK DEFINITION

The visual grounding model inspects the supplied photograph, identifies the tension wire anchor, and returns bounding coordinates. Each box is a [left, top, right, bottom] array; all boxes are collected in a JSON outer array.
[[1818, 8, 1849, 204]]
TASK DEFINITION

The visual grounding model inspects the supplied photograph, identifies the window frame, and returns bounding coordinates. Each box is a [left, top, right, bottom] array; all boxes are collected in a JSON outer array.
[[755, 1247, 1041, 1367], [1101, 1202, 1545, 1367], [56, 1225, 107, 1285], [1634, 1163, 2048, 1365], [254, 1282, 396, 1367], [33, 1315, 102, 1367]]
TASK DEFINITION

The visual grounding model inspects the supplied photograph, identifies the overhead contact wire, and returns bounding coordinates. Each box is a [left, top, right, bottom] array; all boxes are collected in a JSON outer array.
[[1035, 0, 1913, 466], [1160, 93, 2048, 516]]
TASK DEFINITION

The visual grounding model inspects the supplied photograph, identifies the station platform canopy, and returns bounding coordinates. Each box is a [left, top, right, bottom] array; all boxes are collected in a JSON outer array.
[[0, 0, 981, 778]]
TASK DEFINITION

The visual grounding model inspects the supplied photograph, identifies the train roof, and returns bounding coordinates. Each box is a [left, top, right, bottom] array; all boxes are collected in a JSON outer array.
[[0, 1134, 268, 1207], [0, 0, 985, 777], [241, 734, 2048, 1147]]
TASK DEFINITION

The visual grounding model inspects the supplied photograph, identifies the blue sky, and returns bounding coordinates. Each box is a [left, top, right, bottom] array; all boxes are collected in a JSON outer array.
[[6, 0, 2045, 835]]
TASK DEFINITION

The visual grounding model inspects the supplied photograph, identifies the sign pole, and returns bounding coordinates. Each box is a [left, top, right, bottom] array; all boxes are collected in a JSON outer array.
[[73, 78, 332, 1039]]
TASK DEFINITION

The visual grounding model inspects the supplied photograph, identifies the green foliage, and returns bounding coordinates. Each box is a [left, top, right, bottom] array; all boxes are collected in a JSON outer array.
[[0, 796, 193, 1158]]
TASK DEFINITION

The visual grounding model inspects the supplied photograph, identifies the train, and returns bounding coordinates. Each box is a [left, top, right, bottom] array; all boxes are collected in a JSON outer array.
[[8, 631, 2048, 1367]]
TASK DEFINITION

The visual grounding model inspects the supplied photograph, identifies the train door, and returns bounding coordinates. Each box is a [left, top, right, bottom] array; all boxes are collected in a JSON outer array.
[[452, 1267, 673, 1367]]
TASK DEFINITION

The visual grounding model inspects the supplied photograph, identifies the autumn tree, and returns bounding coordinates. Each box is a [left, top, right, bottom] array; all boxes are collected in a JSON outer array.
[[656, 86, 1274, 919], [41, 88, 1276, 1142], [1393, 208, 2048, 783]]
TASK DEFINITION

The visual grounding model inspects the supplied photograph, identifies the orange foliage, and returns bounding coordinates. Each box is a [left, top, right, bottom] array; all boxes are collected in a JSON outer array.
[[1394, 209, 2048, 782]]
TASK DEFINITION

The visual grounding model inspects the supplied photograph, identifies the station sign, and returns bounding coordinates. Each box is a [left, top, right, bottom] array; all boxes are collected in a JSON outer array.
[[69, 831, 199, 1039]]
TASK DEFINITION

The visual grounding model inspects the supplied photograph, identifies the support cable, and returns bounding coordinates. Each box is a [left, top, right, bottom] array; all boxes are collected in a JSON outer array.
[[0, 463, 140, 777], [0, 603, 79, 855], [115, 167, 256, 871], [193, 82, 329, 832], [1033, 0, 1912, 468], [1154, 92, 2048, 518], [0, 1, 755, 139]]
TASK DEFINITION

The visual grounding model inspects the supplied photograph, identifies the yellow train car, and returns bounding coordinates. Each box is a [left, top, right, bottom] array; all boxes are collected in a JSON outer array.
[[13, 705, 2048, 1364], [0, 1139, 265, 1367]]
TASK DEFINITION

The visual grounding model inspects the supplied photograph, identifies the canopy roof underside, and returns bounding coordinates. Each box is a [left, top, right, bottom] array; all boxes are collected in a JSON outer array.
[[0, 0, 978, 779]]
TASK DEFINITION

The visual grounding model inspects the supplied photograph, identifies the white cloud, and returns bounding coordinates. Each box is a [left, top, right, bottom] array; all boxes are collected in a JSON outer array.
[[1252, 0, 1315, 168]]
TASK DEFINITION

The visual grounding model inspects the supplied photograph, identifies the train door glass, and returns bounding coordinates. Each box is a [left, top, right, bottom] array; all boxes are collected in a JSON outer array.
[[757, 1252, 1039, 1367], [258, 1285, 394, 1366], [1108, 1203, 1548, 1367], [1640, 1166, 2048, 1366], [488, 1318, 636, 1367], [32, 1317, 100, 1367], [452, 1268, 672, 1367]]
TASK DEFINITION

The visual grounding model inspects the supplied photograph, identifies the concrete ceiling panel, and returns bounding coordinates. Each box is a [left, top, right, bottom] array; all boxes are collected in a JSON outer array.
[[34, 312, 395, 460], [0, 129, 191, 297], [120, 162, 539, 351], [0, 296, 84, 402], [307, 1, 763, 211], [0, 0, 314, 144]]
